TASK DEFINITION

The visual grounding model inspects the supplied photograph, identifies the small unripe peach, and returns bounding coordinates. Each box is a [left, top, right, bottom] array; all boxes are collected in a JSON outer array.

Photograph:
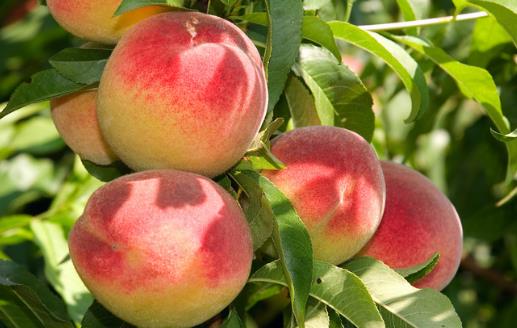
[[359, 161, 463, 290], [69, 170, 253, 328], [97, 12, 267, 177], [46, 0, 168, 44], [263, 126, 386, 264], [51, 90, 117, 165]]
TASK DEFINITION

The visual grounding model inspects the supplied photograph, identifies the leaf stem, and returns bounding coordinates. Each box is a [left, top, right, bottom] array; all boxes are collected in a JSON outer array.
[[358, 11, 488, 32]]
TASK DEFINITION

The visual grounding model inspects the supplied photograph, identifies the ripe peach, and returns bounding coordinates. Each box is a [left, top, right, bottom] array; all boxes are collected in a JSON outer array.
[[262, 126, 386, 264], [46, 0, 168, 44], [69, 170, 253, 328], [97, 12, 267, 177], [51, 90, 117, 165], [359, 161, 463, 290]]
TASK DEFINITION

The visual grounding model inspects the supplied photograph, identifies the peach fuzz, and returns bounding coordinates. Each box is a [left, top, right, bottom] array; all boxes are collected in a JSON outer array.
[[97, 12, 267, 177], [262, 126, 386, 264], [51, 90, 117, 165], [68, 170, 253, 328], [359, 161, 463, 290], [46, 0, 168, 44]]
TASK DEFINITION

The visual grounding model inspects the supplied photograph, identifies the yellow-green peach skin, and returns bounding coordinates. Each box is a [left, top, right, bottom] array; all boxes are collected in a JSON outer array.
[[68, 170, 253, 328], [262, 126, 386, 264], [51, 90, 117, 165], [46, 0, 168, 44], [97, 12, 268, 177]]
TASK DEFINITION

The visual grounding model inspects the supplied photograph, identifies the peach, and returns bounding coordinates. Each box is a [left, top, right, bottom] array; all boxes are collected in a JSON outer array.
[[359, 161, 463, 290], [97, 12, 267, 177], [51, 90, 117, 165], [69, 170, 253, 328], [262, 126, 386, 264], [46, 0, 168, 44]]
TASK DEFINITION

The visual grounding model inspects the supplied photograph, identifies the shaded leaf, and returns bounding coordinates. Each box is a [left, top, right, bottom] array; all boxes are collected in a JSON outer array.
[[264, 0, 304, 113], [329, 22, 429, 123], [395, 253, 440, 284], [1, 70, 86, 119], [49, 48, 111, 85], [240, 171, 312, 327], [81, 160, 132, 182], [221, 308, 244, 328], [293, 44, 374, 141], [82, 301, 134, 328], [0, 260, 73, 328], [285, 75, 321, 128]]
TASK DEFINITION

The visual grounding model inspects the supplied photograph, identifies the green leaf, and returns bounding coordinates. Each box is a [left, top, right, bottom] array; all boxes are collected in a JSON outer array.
[[238, 283, 283, 311], [285, 75, 321, 128], [293, 44, 374, 141], [115, 0, 184, 16], [264, 0, 304, 113], [221, 308, 244, 328], [82, 301, 134, 328], [467, 0, 517, 45], [329, 21, 429, 123], [469, 15, 512, 67], [0, 215, 33, 247], [9, 116, 64, 155], [236, 14, 340, 61], [230, 172, 274, 251], [240, 171, 313, 327], [491, 128, 517, 142], [250, 260, 385, 328], [1, 70, 86, 120], [30, 220, 92, 323], [49, 48, 111, 85], [81, 160, 132, 182], [344, 257, 462, 328], [0, 260, 73, 328], [395, 0, 418, 35], [395, 253, 440, 284], [393, 35, 517, 182], [302, 16, 341, 60]]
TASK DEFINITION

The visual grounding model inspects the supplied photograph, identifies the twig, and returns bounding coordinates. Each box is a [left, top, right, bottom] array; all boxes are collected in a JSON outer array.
[[461, 255, 517, 295], [359, 11, 488, 32]]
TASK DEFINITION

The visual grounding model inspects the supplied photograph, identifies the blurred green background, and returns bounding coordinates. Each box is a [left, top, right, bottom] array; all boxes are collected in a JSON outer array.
[[0, 0, 516, 327]]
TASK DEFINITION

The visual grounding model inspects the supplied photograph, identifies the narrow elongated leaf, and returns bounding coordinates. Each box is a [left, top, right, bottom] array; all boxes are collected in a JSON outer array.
[[81, 160, 132, 182], [250, 260, 384, 328], [82, 301, 134, 328], [49, 48, 111, 85], [115, 0, 183, 15], [0, 260, 73, 328], [395, 0, 418, 35], [239, 171, 312, 327], [1, 70, 86, 119], [329, 22, 429, 123], [393, 35, 517, 181], [344, 257, 462, 328], [285, 75, 321, 128], [264, 0, 304, 113], [491, 128, 517, 142], [30, 220, 92, 323], [395, 253, 439, 283], [293, 44, 374, 141], [468, 0, 517, 45], [469, 16, 512, 67]]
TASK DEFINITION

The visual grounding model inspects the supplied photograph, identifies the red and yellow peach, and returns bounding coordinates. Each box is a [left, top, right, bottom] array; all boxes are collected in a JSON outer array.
[[46, 0, 168, 44], [359, 161, 463, 290], [69, 170, 253, 328], [262, 126, 386, 264], [97, 12, 267, 177], [50, 90, 117, 165]]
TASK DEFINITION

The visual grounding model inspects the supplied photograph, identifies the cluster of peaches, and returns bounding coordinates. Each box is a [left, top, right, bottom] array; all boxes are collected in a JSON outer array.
[[44, 1, 463, 327]]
